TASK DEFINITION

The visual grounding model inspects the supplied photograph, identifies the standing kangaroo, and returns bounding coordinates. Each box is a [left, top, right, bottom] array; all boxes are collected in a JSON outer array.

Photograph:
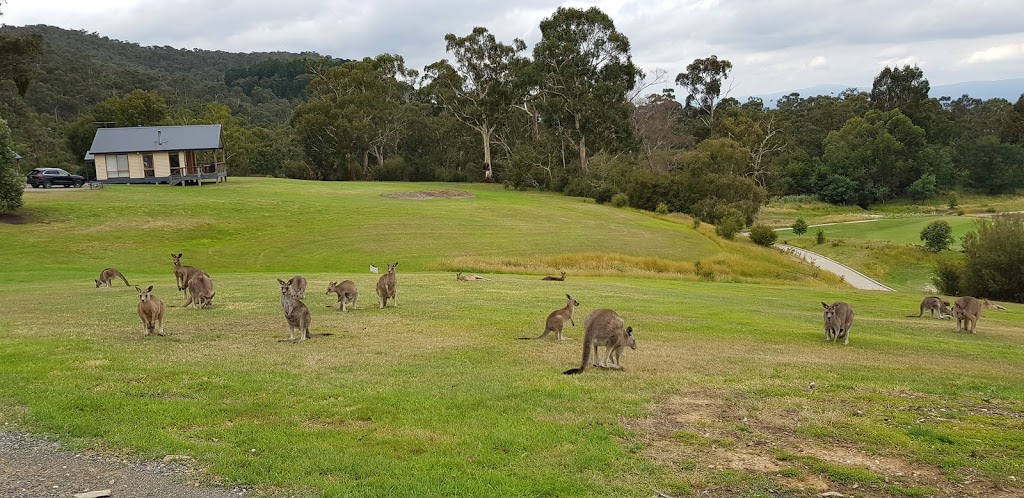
[[954, 296, 981, 334], [179, 273, 215, 309], [278, 278, 312, 341], [541, 271, 567, 281], [822, 301, 854, 345], [286, 275, 308, 299], [171, 253, 208, 297], [326, 280, 358, 311], [907, 296, 952, 319], [376, 262, 398, 308], [95, 268, 130, 288], [521, 294, 579, 340], [136, 285, 165, 337], [563, 309, 636, 375]]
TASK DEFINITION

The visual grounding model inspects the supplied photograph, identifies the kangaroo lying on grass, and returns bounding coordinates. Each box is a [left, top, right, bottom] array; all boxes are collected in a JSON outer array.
[[982, 298, 1008, 311], [456, 272, 490, 281], [907, 296, 952, 319], [136, 285, 165, 337], [178, 273, 215, 309], [541, 271, 566, 281], [376, 262, 398, 308], [822, 301, 854, 345], [563, 309, 636, 375], [95, 268, 130, 288], [326, 280, 358, 311], [521, 294, 579, 340], [954, 296, 981, 334], [172, 253, 208, 297], [277, 278, 331, 342]]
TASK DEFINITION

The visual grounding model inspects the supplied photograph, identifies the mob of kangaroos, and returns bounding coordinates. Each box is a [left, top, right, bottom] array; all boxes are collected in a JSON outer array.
[[907, 296, 952, 319], [541, 271, 566, 281], [376, 262, 398, 308], [954, 296, 981, 334], [172, 253, 208, 297], [822, 301, 854, 345], [563, 309, 636, 375], [521, 294, 579, 341], [95, 268, 130, 288], [136, 285, 165, 337], [326, 280, 358, 311]]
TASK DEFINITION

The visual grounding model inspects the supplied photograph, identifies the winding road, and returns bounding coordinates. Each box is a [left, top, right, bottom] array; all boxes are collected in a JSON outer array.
[[775, 243, 894, 291]]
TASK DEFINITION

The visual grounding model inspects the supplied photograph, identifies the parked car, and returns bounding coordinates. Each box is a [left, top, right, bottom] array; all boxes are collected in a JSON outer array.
[[27, 168, 85, 188]]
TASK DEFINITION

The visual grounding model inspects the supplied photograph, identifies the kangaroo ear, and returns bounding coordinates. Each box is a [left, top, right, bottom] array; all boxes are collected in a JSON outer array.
[[394, 262, 399, 267], [566, 294, 572, 299], [177, 253, 182, 258], [626, 326, 633, 336], [278, 279, 286, 285], [821, 302, 829, 309], [135, 286, 142, 293], [146, 285, 154, 293]]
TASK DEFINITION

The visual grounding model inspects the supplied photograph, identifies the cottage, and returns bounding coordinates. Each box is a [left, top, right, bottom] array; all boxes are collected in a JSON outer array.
[[88, 125, 227, 185]]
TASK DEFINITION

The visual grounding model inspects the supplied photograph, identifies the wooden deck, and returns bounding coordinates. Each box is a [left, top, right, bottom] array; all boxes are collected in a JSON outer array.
[[97, 163, 228, 186]]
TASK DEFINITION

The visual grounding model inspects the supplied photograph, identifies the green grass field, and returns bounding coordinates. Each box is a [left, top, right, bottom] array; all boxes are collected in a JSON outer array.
[[2, 179, 1022, 497]]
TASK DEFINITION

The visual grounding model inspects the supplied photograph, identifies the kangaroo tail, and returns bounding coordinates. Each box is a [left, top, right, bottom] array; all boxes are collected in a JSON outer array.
[[307, 332, 334, 338], [562, 332, 593, 375], [117, 271, 130, 286], [562, 368, 585, 375], [905, 314, 921, 317]]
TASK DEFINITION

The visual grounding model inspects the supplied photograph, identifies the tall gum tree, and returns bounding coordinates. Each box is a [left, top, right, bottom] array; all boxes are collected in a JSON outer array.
[[532, 6, 641, 172], [423, 27, 529, 174]]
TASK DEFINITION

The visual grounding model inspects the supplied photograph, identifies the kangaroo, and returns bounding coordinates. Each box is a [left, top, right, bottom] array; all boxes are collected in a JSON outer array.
[[563, 309, 636, 375], [287, 275, 308, 299], [520, 294, 579, 340], [171, 253, 208, 297], [278, 278, 312, 342], [822, 301, 854, 345], [982, 298, 1008, 311], [136, 285, 165, 337], [179, 273, 215, 309], [376, 262, 398, 308], [95, 268, 130, 288], [907, 296, 952, 319], [326, 280, 358, 311], [541, 271, 567, 281], [456, 272, 490, 281], [954, 296, 981, 334]]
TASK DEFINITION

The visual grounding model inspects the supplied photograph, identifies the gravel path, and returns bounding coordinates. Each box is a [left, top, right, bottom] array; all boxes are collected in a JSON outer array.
[[0, 431, 249, 498], [775, 244, 894, 291]]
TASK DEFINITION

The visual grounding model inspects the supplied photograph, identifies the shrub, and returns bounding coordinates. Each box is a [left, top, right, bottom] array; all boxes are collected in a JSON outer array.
[[816, 230, 825, 245], [961, 215, 1024, 302], [947, 193, 958, 210], [610, 192, 629, 207], [920, 220, 955, 253], [715, 214, 744, 240], [791, 217, 808, 235], [748, 223, 778, 246], [655, 202, 669, 214], [932, 258, 963, 296], [906, 173, 938, 200]]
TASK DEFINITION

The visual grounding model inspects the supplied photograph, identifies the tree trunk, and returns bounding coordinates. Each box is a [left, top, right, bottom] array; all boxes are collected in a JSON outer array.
[[531, 108, 540, 141], [481, 124, 492, 172], [362, 150, 369, 179], [578, 135, 588, 172]]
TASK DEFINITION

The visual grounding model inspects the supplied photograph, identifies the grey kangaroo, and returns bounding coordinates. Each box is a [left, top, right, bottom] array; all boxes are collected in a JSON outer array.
[[954, 296, 981, 334], [520, 294, 579, 340], [907, 296, 952, 319], [456, 272, 490, 281], [822, 301, 854, 345], [541, 271, 567, 281], [326, 280, 358, 311], [376, 262, 398, 308], [563, 309, 636, 375], [278, 278, 312, 342], [287, 275, 308, 299], [179, 273, 215, 309], [172, 253, 208, 297], [95, 268, 130, 288], [136, 285, 165, 337]]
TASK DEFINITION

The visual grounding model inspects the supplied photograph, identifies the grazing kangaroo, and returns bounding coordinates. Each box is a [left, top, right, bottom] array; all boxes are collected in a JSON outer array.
[[326, 280, 358, 311], [179, 273, 215, 309], [136, 285, 165, 337], [521, 294, 579, 340], [541, 271, 567, 281], [982, 298, 1008, 311], [376, 262, 398, 308], [171, 253, 208, 296], [287, 275, 308, 299], [822, 301, 854, 345], [456, 272, 490, 281], [907, 296, 952, 319], [954, 296, 981, 334], [95, 268, 130, 288], [278, 278, 312, 342], [563, 309, 636, 375]]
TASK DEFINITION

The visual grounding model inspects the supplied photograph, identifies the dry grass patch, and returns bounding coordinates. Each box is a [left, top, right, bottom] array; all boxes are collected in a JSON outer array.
[[381, 188, 475, 200]]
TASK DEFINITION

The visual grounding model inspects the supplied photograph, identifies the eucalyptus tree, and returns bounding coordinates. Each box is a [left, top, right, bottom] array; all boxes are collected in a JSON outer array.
[[675, 55, 733, 137], [532, 6, 641, 172], [423, 27, 529, 173]]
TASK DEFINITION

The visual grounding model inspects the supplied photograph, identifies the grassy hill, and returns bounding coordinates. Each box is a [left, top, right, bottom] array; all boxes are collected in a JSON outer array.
[[1, 179, 1022, 497]]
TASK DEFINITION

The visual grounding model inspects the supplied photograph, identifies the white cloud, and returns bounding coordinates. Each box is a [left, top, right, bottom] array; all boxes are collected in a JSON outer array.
[[965, 43, 1024, 64], [808, 56, 827, 68]]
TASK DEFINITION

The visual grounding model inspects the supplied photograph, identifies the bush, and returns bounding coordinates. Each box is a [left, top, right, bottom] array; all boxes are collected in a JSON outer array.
[[0, 118, 23, 214], [815, 230, 825, 245], [715, 214, 744, 240], [791, 217, 808, 235], [947, 193, 959, 210], [655, 202, 669, 214], [906, 173, 938, 200], [748, 223, 778, 246], [932, 258, 963, 296], [961, 215, 1024, 302], [610, 192, 629, 207], [920, 220, 955, 253]]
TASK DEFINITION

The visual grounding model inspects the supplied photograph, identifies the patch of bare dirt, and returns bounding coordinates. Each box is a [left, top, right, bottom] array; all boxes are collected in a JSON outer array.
[[0, 213, 31, 224], [381, 189, 474, 200]]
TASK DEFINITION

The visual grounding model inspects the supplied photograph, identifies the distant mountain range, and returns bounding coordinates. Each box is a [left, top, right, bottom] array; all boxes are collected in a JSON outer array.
[[742, 78, 1024, 107]]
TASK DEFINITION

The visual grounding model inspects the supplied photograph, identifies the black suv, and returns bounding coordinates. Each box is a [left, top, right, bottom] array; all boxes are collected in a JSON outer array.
[[27, 168, 86, 188]]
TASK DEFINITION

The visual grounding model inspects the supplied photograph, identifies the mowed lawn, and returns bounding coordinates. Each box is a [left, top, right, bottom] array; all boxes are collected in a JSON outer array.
[[1, 179, 1023, 497], [778, 216, 980, 247]]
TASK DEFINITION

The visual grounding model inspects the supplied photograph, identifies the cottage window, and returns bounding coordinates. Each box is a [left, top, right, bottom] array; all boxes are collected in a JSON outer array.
[[105, 154, 130, 178], [143, 154, 155, 177]]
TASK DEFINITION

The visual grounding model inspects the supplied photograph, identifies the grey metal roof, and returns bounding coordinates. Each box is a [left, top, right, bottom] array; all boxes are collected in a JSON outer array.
[[88, 125, 223, 154]]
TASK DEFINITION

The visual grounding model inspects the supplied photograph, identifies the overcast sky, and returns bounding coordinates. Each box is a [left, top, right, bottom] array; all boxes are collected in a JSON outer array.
[[4, 0, 1024, 97]]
